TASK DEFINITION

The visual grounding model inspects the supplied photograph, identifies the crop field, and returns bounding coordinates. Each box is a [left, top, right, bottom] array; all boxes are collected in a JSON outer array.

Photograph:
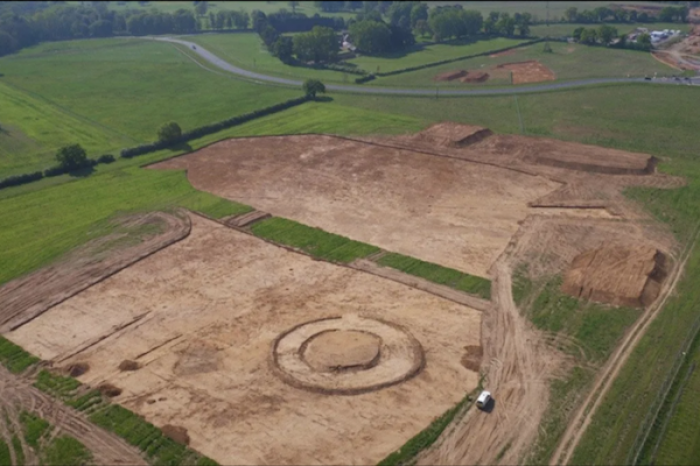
[[374, 41, 676, 88], [0, 38, 298, 175]]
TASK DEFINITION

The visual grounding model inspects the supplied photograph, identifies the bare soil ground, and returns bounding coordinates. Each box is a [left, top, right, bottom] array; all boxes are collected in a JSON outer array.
[[490, 48, 518, 58], [151, 134, 562, 278], [0, 211, 190, 333], [495, 60, 556, 84], [0, 364, 146, 465], [6, 214, 482, 466]]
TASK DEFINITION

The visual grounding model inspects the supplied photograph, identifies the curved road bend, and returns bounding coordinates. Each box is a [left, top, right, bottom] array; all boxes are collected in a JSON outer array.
[[150, 36, 700, 96]]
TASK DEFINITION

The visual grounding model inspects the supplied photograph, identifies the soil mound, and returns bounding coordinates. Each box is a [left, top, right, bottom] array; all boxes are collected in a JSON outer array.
[[162, 425, 190, 445], [118, 360, 140, 371], [562, 244, 667, 307], [303, 330, 381, 372], [66, 362, 89, 377], [413, 122, 494, 148], [98, 383, 123, 397], [434, 70, 489, 83]]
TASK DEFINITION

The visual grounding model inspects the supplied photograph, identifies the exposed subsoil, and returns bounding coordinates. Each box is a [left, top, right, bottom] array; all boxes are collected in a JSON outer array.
[[495, 60, 556, 84]]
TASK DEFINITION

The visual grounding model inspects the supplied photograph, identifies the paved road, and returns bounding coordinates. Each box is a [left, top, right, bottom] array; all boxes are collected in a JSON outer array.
[[151, 36, 700, 96]]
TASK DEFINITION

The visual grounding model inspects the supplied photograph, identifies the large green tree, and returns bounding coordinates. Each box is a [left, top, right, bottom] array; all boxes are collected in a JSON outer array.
[[292, 26, 338, 63], [55, 144, 88, 171], [349, 19, 392, 54], [302, 79, 326, 99], [598, 24, 618, 45], [157, 122, 182, 143]]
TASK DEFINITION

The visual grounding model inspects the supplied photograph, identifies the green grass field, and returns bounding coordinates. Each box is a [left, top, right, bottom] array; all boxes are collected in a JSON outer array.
[[0, 38, 299, 177], [374, 40, 676, 88], [376, 253, 491, 300]]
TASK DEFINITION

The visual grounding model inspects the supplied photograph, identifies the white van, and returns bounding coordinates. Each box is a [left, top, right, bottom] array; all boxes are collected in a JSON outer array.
[[476, 390, 492, 410]]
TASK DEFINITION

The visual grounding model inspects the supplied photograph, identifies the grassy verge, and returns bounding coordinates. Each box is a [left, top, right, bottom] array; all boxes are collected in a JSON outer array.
[[378, 389, 477, 466], [250, 217, 379, 263], [0, 336, 40, 374], [376, 253, 491, 300]]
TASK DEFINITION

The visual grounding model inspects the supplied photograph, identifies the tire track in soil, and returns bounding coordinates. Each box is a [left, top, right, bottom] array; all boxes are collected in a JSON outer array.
[[0, 365, 147, 465], [550, 223, 700, 466], [417, 258, 564, 466]]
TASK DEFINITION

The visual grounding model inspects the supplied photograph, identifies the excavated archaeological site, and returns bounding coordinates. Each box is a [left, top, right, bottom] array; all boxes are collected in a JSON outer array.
[[0, 122, 685, 465]]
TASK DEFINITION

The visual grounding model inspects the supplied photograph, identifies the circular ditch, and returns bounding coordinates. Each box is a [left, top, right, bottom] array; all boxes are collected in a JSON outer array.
[[272, 314, 424, 395]]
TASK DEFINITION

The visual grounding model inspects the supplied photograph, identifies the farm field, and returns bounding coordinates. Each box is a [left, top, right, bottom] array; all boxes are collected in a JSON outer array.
[[0, 38, 297, 176], [374, 41, 676, 88], [6, 213, 482, 465]]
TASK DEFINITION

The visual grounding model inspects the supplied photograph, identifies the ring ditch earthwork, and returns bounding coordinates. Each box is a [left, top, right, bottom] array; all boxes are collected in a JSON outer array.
[[271, 314, 425, 395]]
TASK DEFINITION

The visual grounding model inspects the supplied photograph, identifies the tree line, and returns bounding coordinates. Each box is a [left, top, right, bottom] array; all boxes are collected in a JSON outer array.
[[572, 25, 654, 51], [0, 1, 204, 56], [563, 5, 688, 24]]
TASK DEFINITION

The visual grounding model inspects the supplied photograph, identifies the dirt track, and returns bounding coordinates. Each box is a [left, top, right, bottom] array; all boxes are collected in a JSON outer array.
[[0, 365, 146, 465], [418, 254, 563, 465]]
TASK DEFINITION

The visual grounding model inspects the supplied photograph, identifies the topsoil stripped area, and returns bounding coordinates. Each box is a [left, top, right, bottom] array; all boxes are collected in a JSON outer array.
[[6, 214, 481, 466], [495, 60, 556, 84], [0, 211, 190, 333], [147, 126, 682, 465], [152, 134, 561, 278]]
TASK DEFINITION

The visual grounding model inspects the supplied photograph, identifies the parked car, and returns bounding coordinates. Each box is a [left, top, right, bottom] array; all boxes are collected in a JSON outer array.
[[476, 390, 492, 410]]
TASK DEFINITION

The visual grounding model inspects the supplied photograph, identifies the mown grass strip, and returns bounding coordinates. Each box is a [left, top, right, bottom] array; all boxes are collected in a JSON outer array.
[[376, 253, 492, 300], [34, 370, 81, 400], [0, 336, 40, 374], [377, 391, 475, 466], [250, 217, 380, 263]]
